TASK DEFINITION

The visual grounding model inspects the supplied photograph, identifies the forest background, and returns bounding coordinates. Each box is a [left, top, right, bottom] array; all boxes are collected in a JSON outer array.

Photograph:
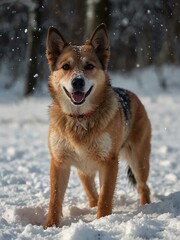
[[0, 0, 180, 96]]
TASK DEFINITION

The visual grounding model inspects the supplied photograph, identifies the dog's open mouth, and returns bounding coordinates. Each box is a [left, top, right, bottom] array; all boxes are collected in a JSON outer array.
[[63, 86, 93, 105]]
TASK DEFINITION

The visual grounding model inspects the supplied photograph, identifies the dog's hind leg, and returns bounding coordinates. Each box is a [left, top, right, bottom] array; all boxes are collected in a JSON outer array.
[[123, 141, 151, 205], [78, 171, 98, 207]]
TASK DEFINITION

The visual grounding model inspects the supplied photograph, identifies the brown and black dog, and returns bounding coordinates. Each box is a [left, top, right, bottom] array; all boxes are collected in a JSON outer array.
[[44, 24, 151, 228]]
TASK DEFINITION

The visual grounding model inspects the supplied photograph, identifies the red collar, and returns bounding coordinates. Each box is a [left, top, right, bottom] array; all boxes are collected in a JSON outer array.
[[68, 111, 95, 120]]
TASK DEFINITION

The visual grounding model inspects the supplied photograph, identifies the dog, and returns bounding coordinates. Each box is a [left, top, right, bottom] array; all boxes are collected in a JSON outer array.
[[43, 23, 151, 228]]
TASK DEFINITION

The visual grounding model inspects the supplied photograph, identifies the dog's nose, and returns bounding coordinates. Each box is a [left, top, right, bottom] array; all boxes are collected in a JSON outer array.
[[72, 77, 85, 91]]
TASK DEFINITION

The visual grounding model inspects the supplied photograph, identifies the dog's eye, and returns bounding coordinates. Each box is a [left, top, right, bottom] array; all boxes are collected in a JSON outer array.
[[62, 64, 70, 70], [84, 64, 94, 70]]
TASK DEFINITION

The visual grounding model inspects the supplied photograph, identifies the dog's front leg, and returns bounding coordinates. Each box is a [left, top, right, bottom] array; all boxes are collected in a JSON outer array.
[[44, 159, 70, 228], [97, 156, 118, 218]]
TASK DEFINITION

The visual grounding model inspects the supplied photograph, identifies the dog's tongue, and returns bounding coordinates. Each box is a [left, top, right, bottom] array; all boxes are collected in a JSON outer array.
[[71, 92, 85, 103]]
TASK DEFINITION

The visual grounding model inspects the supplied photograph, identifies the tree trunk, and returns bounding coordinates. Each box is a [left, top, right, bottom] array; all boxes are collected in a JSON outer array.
[[50, 0, 86, 44], [136, 25, 153, 68], [24, 0, 43, 97], [85, 0, 111, 40]]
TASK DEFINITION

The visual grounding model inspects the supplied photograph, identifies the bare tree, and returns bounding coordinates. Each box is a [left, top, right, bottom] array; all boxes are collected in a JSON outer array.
[[24, 0, 43, 96], [85, 0, 111, 40]]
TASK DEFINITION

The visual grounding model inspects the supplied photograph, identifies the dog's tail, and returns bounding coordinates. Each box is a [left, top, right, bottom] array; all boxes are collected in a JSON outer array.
[[127, 166, 136, 187]]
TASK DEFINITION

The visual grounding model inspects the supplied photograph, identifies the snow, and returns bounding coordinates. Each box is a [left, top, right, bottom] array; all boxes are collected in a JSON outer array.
[[0, 65, 180, 239], [33, 73, 39, 78]]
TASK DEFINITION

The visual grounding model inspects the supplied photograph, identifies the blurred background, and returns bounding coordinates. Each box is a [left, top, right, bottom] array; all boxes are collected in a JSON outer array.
[[0, 0, 180, 96]]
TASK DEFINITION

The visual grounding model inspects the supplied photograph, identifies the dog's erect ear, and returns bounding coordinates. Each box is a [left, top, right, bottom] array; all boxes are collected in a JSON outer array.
[[46, 27, 68, 71], [87, 23, 110, 70]]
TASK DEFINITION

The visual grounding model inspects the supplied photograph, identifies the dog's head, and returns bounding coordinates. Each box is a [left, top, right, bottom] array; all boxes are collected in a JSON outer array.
[[46, 24, 110, 114]]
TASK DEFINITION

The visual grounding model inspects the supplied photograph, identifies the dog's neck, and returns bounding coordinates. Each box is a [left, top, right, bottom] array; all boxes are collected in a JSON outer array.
[[67, 111, 95, 120]]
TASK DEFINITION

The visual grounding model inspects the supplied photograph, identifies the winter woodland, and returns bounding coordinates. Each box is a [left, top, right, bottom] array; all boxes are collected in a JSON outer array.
[[0, 1, 180, 239]]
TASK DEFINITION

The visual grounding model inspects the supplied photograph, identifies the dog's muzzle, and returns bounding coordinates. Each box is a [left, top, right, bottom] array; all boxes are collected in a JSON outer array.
[[63, 77, 93, 105]]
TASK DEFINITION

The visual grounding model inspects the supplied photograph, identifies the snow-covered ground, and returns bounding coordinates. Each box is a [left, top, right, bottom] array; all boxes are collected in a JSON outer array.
[[0, 66, 180, 239]]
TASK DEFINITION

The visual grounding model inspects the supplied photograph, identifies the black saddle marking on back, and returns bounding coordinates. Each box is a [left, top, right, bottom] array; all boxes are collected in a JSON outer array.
[[113, 87, 131, 121]]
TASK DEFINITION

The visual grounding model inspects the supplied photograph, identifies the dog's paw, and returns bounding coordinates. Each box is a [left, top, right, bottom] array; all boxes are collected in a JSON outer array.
[[43, 219, 60, 229], [89, 198, 98, 208]]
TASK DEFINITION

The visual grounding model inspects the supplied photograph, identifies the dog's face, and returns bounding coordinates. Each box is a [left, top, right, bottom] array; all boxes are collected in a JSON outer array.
[[46, 24, 110, 114]]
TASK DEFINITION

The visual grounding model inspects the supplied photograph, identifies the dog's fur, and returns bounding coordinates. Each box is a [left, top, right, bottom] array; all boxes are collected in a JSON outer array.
[[43, 24, 151, 228]]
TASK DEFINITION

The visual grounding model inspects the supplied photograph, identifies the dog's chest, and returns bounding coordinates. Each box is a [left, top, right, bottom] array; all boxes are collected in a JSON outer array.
[[76, 133, 112, 160], [50, 131, 112, 173]]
